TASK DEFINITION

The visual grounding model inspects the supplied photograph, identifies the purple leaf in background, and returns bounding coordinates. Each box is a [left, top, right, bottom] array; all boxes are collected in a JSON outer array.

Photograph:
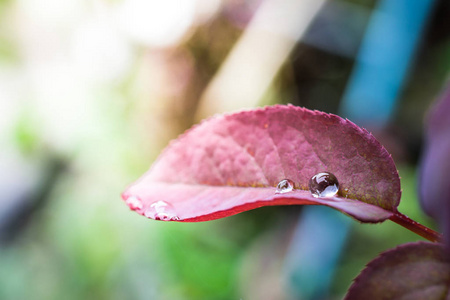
[[122, 105, 401, 223], [345, 242, 450, 300], [420, 85, 450, 246]]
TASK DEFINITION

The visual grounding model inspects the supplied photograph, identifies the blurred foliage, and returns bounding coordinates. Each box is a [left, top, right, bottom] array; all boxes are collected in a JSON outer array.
[[0, 0, 449, 299], [13, 110, 41, 155], [331, 165, 438, 298]]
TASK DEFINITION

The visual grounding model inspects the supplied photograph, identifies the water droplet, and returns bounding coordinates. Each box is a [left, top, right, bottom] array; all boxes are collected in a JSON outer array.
[[309, 172, 339, 198], [145, 200, 179, 221], [276, 179, 295, 194], [126, 196, 143, 210]]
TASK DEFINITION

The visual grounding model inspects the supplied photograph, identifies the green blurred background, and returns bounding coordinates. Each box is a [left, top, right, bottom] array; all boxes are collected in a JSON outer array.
[[0, 0, 449, 299]]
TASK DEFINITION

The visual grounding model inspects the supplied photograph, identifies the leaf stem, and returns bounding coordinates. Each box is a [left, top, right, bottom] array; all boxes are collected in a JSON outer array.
[[390, 211, 442, 243]]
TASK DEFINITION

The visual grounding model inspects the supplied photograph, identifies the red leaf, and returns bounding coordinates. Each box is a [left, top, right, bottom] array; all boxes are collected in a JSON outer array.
[[122, 105, 400, 222], [345, 242, 450, 300]]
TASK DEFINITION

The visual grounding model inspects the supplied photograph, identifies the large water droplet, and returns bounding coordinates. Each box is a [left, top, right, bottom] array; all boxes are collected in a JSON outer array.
[[145, 200, 179, 221], [276, 179, 295, 194], [126, 196, 143, 210], [309, 172, 339, 198]]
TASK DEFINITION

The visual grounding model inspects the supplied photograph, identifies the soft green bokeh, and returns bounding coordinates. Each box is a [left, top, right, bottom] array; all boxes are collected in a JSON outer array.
[[0, 1, 448, 299]]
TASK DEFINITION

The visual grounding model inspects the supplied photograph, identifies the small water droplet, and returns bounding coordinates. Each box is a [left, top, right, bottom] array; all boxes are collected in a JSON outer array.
[[276, 179, 295, 194], [309, 172, 339, 198], [145, 200, 179, 221], [126, 196, 143, 210]]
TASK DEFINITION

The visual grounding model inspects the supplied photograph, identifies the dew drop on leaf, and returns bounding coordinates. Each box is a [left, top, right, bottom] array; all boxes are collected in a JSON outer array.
[[144, 200, 180, 221], [309, 172, 339, 198], [276, 179, 295, 194], [126, 196, 143, 210]]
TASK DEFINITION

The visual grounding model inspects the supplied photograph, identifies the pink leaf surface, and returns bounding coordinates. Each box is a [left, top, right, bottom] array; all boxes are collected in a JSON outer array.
[[122, 105, 401, 222], [345, 242, 450, 300]]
